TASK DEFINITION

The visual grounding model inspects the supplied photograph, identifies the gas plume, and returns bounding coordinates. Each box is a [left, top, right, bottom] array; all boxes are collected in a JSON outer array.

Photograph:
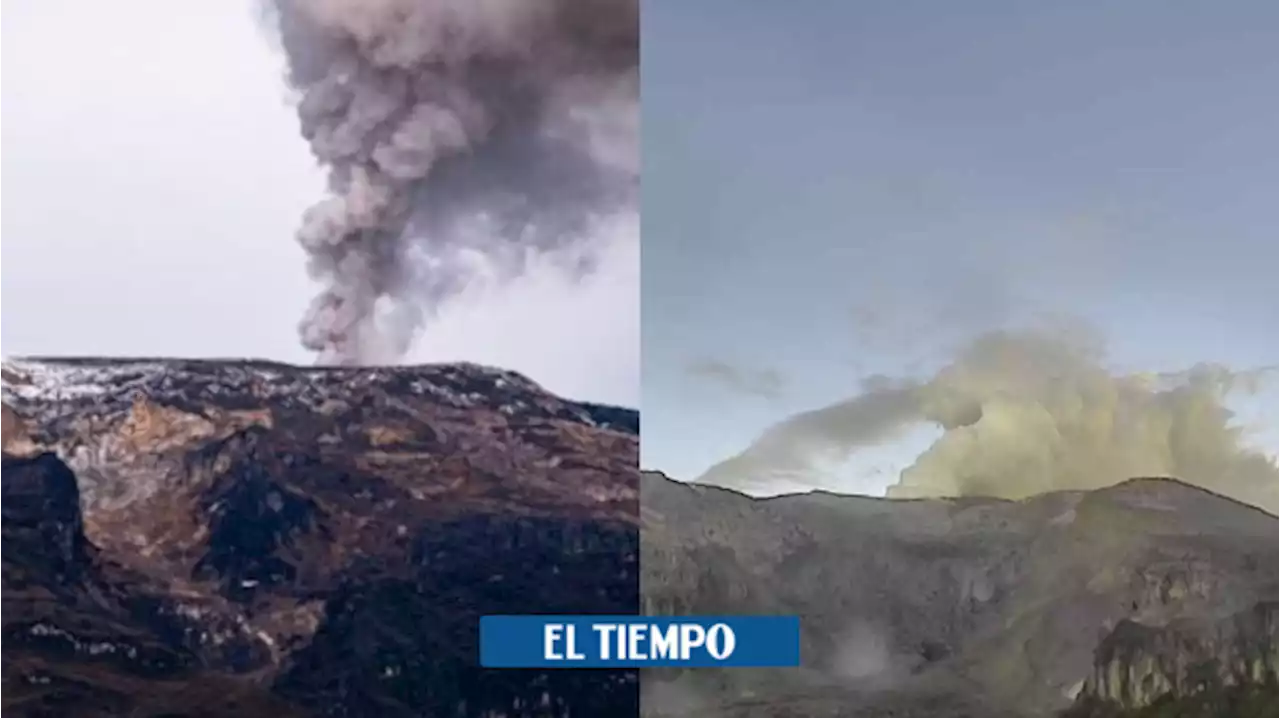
[[697, 325, 1279, 513], [263, 0, 638, 364]]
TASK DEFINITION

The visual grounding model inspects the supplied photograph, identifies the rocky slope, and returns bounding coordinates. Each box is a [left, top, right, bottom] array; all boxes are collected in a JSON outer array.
[[640, 472, 1277, 718], [1, 357, 640, 718]]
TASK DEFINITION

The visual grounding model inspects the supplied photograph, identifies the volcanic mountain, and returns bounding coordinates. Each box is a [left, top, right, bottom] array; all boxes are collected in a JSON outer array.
[[640, 471, 1277, 718], [1, 358, 640, 718]]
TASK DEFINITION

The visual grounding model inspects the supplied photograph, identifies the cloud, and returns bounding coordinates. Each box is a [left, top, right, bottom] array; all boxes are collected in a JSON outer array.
[[686, 359, 786, 400]]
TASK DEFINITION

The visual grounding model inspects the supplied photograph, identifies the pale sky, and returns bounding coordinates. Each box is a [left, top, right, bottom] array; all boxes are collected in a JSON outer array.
[[1, 0, 638, 407], [641, 1, 1278, 493]]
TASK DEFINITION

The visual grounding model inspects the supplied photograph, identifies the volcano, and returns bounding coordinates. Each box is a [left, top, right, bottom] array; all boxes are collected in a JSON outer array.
[[640, 471, 1277, 717], [1, 358, 640, 717]]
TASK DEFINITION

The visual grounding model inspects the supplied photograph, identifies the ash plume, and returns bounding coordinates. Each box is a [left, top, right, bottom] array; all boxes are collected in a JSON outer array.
[[697, 324, 1279, 513], [262, 0, 638, 364]]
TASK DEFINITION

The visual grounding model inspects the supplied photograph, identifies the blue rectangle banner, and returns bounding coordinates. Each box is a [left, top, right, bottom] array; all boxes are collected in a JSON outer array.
[[479, 615, 800, 668]]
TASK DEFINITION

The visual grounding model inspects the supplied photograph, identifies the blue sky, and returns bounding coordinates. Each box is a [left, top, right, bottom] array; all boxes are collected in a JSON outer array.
[[640, 1, 1277, 492]]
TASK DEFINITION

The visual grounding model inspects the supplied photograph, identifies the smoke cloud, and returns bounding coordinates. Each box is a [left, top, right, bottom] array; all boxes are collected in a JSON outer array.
[[697, 324, 1279, 513], [262, 0, 638, 364]]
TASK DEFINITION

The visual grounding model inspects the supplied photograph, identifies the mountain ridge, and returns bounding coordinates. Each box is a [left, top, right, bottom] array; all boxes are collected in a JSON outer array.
[[3, 357, 640, 717], [640, 469, 1277, 717], [646, 470, 1279, 520]]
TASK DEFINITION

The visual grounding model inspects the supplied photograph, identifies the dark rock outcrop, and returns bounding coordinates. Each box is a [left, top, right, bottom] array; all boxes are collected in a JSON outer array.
[[1, 358, 639, 717], [3, 452, 272, 716], [640, 472, 1277, 717], [1068, 600, 1277, 717], [3, 452, 89, 583]]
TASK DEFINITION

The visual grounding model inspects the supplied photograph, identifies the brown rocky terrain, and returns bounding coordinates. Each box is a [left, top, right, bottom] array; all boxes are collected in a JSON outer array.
[[640, 471, 1277, 718], [1, 357, 640, 717]]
